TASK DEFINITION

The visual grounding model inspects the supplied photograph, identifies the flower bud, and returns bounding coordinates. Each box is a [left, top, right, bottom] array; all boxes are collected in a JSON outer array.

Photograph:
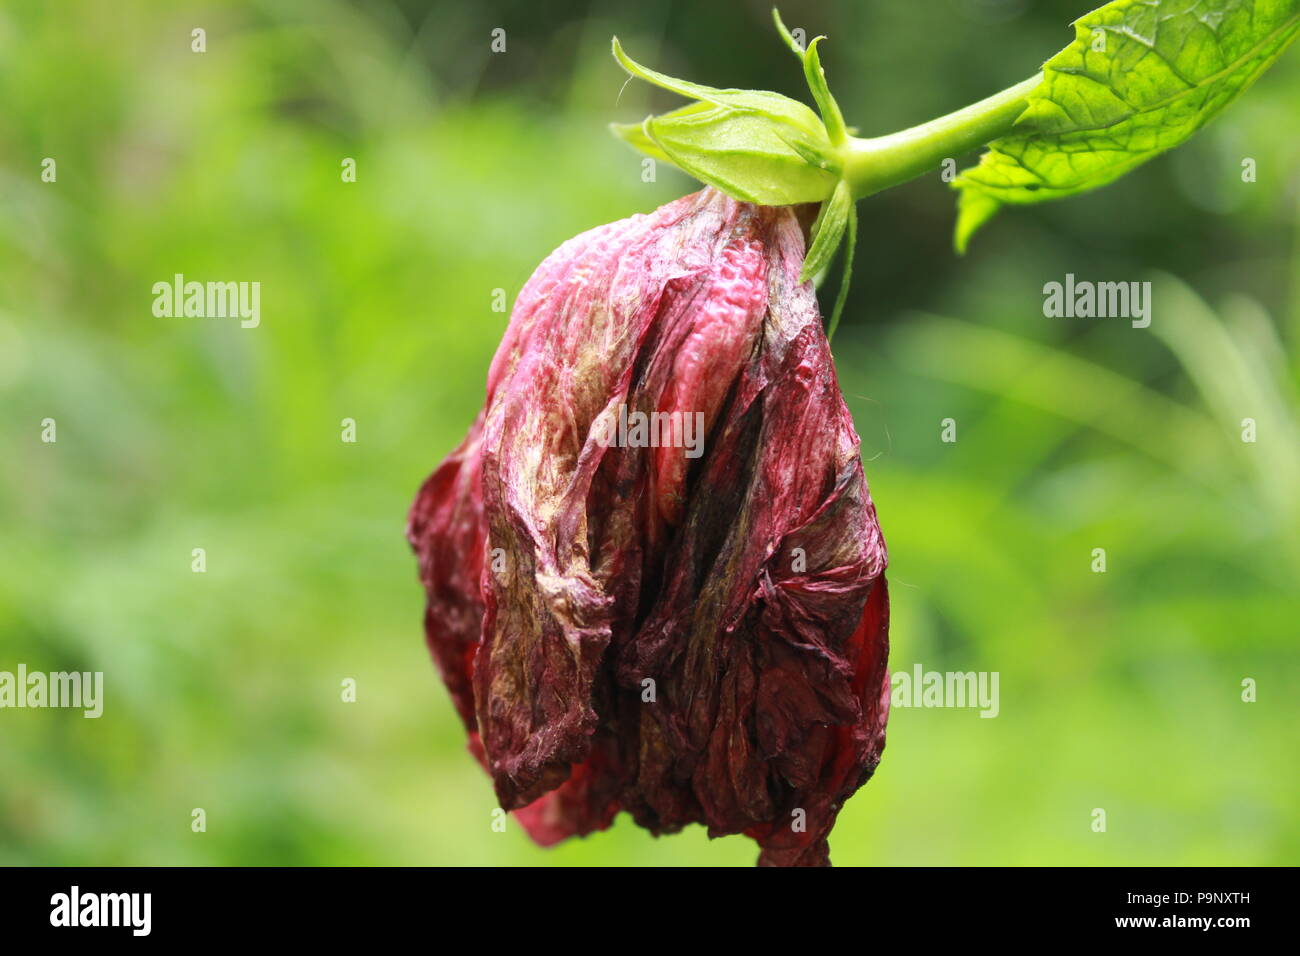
[[609, 38, 842, 205]]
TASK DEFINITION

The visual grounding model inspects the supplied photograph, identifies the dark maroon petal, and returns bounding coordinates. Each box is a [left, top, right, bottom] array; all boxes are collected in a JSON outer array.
[[408, 188, 890, 865], [406, 417, 486, 731]]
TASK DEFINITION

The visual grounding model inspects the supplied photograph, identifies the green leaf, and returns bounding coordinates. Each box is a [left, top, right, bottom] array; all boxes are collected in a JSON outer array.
[[801, 179, 851, 283], [771, 9, 848, 145], [954, 188, 1001, 255], [772, 7, 806, 59], [609, 119, 673, 163], [826, 198, 856, 342], [952, 0, 1300, 248], [796, 180, 856, 339], [611, 37, 827, 142], [800, 38, 848, 146]]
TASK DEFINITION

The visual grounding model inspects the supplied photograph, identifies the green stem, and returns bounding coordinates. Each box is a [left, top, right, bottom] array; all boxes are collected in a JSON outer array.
[[843, 73, 1042, 199]]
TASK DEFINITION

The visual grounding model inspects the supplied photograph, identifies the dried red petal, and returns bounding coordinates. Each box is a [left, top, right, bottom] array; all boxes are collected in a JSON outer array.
[[407, 187, 889, 866]]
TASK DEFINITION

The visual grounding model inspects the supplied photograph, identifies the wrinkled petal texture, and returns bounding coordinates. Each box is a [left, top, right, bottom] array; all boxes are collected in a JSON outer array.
[[407, 187, 889, 866]]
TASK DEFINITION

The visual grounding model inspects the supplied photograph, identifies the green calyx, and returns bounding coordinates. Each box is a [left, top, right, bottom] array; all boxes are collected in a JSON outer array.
[[610, 9, 858, 335], [608, 28, 843, 205]]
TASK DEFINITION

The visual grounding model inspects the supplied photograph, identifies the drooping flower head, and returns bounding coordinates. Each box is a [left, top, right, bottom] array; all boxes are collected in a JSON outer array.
[[410, 0, 1300, 865], [409, 186, 888, 866]]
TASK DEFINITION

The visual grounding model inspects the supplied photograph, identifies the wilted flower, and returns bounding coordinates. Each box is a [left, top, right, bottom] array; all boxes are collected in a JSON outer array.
[[408, 186, 889, 866]]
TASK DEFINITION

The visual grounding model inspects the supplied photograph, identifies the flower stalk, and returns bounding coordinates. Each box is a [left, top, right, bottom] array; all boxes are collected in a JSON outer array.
[[842, 74, 1043, 200]]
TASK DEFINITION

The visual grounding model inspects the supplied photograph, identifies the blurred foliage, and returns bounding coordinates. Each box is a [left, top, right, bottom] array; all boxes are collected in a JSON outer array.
[[0, 0, 1296, 865]]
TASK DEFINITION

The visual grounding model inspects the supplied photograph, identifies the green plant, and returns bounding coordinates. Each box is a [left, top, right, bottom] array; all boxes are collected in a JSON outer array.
[[612, 0, 1300, 334]]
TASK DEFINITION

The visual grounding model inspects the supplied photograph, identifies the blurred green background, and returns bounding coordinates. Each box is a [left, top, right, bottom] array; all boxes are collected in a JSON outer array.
[[1, 0, 1296, 866]]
